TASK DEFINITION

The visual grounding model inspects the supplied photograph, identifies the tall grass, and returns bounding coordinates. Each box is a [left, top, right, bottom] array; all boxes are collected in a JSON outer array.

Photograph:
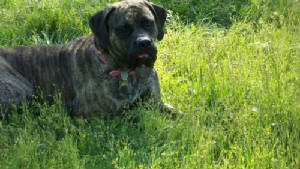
[[0, 0, 299, 168]]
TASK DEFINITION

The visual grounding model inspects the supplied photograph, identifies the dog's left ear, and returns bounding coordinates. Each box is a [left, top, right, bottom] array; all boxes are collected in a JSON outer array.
[[145, 2, 167, 41], [89, 6, 115, 51]]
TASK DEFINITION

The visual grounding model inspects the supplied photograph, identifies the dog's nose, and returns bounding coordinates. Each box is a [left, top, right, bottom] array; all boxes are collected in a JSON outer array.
[[136, 37, 151, 48]]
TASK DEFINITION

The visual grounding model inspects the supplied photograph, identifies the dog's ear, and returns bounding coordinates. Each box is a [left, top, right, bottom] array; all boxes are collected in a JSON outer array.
[[145, 2, 167, 41], [89, 6, 115, 50]]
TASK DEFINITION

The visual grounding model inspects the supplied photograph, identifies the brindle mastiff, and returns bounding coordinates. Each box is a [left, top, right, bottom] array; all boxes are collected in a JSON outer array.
[[0, 0, 178, 116]]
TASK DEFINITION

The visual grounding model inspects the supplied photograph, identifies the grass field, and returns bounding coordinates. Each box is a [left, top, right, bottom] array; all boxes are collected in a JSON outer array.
[[0, 0, 299, 168]]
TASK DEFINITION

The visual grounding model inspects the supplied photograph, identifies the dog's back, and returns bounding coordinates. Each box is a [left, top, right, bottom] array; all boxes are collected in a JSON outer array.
[[0, 44, 72, 110]]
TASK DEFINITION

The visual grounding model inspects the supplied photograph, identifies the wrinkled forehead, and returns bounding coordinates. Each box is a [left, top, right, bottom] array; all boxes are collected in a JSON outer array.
[[109, 4, 154, 27]]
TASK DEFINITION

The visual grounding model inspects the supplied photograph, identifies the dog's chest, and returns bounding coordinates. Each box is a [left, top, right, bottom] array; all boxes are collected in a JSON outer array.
[[104, 70, 149, 102]]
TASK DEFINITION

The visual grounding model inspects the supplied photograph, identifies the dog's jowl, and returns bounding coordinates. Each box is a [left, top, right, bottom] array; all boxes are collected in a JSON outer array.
[[0, 0, 178, 116]]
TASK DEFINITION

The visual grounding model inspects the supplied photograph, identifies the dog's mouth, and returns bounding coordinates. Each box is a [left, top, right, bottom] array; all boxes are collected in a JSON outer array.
[[130, 52, 156, 70], [137, 53, 150, 59], [127, 43, 157, 70]]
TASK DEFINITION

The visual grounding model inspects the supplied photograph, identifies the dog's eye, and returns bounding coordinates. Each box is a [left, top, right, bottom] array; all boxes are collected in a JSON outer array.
[[142, 20, 154, 30], [117, 24, 132, 36]]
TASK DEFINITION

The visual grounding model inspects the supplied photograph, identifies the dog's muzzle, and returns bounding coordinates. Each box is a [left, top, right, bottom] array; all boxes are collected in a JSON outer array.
[[129, 37, 157, 69]]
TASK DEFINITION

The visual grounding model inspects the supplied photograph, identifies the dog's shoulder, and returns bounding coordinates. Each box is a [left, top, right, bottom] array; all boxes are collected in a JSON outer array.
[[67, 34, 94, 47]]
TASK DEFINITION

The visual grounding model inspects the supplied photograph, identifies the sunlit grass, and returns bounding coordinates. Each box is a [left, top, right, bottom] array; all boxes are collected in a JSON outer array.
[[0, 0, 299, 168]]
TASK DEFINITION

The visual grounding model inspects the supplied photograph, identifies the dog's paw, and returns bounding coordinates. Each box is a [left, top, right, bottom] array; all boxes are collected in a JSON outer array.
[[160, 102, 184, 119]]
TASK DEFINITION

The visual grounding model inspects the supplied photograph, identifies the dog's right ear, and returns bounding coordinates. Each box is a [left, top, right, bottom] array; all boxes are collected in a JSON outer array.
[[89, 6, 115, 51]]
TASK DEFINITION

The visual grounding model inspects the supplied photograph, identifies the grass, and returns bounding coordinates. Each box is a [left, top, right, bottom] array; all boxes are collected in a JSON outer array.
[[0, 0, 299, 168]]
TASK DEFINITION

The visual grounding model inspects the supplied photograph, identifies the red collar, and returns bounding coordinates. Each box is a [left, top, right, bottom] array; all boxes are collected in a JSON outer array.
[[93, 45, 134, 80]]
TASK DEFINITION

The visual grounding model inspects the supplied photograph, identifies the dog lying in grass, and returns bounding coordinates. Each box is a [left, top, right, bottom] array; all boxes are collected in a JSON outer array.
[[0, 0, 180, 117]]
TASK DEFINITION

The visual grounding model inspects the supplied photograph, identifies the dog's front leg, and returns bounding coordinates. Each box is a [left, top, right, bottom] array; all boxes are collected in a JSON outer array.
[[143, 69, 183, 117]]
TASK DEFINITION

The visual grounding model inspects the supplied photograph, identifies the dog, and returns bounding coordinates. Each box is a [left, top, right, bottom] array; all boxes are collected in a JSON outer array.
[[0, 0, 178, 116]]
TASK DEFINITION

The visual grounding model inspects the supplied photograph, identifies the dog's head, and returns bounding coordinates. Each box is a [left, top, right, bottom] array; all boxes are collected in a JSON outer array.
[[89, 0, 166, 71]]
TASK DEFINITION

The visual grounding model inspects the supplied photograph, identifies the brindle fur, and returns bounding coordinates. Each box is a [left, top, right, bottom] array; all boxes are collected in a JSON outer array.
[[0, 0, 178, 116]]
